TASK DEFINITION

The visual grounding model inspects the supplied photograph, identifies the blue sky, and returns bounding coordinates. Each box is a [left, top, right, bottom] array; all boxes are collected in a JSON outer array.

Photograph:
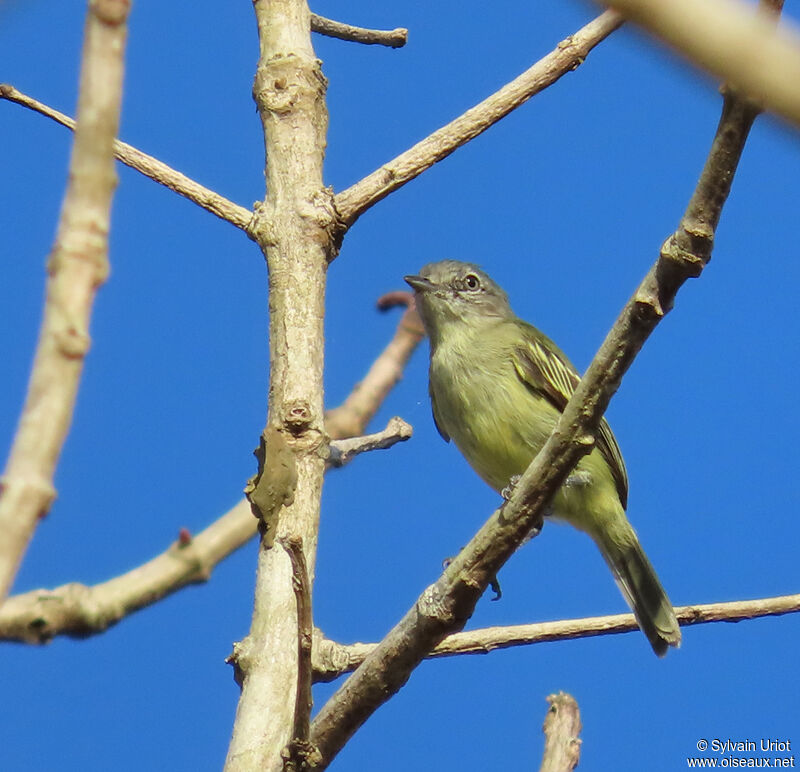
[[1, 1, 799, 770]]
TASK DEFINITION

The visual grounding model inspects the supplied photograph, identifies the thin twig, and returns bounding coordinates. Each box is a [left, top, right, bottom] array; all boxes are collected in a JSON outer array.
[[0, 84, 253, 233], [0, 300, 418, 644], [328, 417, 412, 468], [601, 0, 800, 127], [0, 0, 131, 605], [279, 536, 320, 771], [333, 10, 623, 228], [307, 36, 764, 769], [324, 292, 424, 439], [310, 14, 407, 48], [311, 594, 800, 681], [540, 693, 582, 772]]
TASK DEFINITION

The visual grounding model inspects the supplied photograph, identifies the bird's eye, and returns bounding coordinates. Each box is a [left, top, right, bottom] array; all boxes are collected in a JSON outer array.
[[464, 274, 480, 290]]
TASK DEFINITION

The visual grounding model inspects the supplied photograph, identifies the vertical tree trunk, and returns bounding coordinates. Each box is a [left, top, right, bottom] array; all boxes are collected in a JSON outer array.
[[224, 2, 336, 769]]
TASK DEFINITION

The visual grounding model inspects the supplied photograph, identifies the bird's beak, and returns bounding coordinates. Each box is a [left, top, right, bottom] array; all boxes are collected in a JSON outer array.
[[404, 274, 434, 293]]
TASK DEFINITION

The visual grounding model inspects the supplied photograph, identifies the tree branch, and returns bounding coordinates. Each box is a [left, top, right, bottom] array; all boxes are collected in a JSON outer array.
[[307, 41, 763, 769], [0, 84, 254, 233], [333, 10, 623, 229], [328, 417, 412, 468], [279, 536, 319, 771], [224, 1, 336, 769], [601, 0, 800, 127], [311, 594, 800, 681], [0, 304, 418, 645], [0, 500, 253, 644], [0, 0, 131, 605], [540, 693, 582, 772], [310, 14, 407, 48], [324, 291, 424, 439]]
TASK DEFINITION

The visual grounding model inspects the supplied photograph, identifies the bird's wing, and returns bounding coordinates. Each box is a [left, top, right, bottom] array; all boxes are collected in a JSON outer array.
[[511, 326, 628, 507], [429, 383, 450, 442]]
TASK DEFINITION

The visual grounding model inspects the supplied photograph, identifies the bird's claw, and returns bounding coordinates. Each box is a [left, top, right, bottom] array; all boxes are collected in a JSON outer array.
[[501, 474, 522, 500]]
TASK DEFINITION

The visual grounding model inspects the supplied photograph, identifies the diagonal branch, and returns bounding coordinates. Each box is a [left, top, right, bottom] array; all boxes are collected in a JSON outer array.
[[0, 0, 131, 606], [333, 10, 623, 229], [310, 14, 407, 48], [0, 84, 254, 233], [0, 303, 419, 645], [0, 500, 253, 644], [307, 48, 763, 769], [601, 0, 800, 127], [324, 291, 424, 439], [311, 593, 800, 681]]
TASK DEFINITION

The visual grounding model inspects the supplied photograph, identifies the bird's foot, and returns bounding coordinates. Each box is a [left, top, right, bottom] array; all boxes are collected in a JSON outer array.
[[501, 474, 522, 500], [565, 470, 592, 488], [442, 555, 502, 601]]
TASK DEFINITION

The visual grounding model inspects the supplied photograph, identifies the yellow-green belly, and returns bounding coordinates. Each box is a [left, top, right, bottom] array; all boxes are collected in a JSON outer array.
[[430, 337, 622, 535]]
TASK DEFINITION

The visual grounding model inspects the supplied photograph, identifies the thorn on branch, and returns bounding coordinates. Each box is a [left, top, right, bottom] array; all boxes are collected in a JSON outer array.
[[310, 14, 408, 48]]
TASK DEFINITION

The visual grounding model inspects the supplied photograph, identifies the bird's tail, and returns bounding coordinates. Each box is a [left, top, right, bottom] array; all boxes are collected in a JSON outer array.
[[592, 524, 681, 657]]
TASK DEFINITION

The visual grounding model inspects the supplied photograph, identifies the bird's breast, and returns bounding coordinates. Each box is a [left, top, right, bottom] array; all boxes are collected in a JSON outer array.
[[429, 337, 556, 492]]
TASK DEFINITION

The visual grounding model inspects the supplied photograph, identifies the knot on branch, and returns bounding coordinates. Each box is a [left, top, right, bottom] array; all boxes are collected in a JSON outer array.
[[633, 289, 665, 320], [90, 0, 131, 25], [661, 232, 708, 278], [253, 54, 328, 116], [299, 187, 343, 259], [247, 201, 276, 246], [49, 229, 112, 286], [311, 630, 356, 683], [283, 400, 314, 436], [281, 739, 323, 771], [54, 323, 92, 359], [417, 583, 457, 625]]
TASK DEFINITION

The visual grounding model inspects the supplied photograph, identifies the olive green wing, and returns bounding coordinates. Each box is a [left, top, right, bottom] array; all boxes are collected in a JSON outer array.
[[429, 383, 451, 442], [510, 324, 629, 508]]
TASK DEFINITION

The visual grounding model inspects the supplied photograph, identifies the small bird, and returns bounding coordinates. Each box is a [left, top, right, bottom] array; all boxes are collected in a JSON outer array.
[[405, 260, 681, 656]]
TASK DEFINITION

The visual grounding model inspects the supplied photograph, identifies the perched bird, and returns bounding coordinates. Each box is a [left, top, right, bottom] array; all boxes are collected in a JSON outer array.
[[405, 260, 681, 656]]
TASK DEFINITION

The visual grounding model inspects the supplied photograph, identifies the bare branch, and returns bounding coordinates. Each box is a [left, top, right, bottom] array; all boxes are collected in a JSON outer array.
[[225, 1, 335, 769], [0, 299, 419, 644], [279, 536, 320, 771], [324, 292, 424, 439], [0, 0, 131, 605], [0, 500, 254, 644], [307, 44, 763, 769], [328, 417, 412, 468], [540, 693, 582, 772], [312, 594, 800, 681], [333, 10, 623, 228], [0, 84, 254, 233], [600, 0, 800, 127], [310, 14, 407, 48]]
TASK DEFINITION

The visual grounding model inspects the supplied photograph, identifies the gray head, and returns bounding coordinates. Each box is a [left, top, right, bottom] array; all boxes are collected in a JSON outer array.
[[404, 260, 512, 342]]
